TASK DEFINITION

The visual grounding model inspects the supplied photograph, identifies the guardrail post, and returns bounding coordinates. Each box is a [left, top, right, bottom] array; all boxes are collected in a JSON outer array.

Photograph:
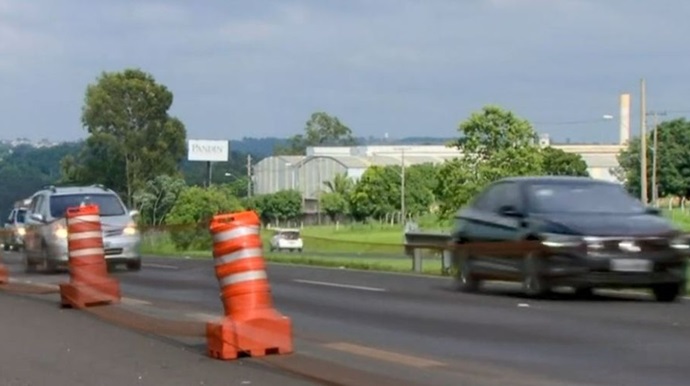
[[442, 249, 453, 276], [412, 248, 423, 273]]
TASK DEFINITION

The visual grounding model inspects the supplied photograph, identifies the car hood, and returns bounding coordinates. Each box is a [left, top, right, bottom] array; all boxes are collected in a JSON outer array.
[[530, 212, 676, 237]]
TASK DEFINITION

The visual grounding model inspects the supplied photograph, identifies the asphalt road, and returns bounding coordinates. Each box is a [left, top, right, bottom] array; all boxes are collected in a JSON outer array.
[[2, 251, 690, 386]]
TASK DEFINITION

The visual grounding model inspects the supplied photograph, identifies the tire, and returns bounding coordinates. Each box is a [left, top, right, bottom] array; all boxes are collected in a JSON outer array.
[[455, 255, 480, 293], [652, 282, 682, 303], [574, 286, 594, 299], [40, 244, 58, 274], [127, 259, 142, 272], [3, 243, 9, 251], [522, 253, 550, 298], [24, 254, 38, 273]]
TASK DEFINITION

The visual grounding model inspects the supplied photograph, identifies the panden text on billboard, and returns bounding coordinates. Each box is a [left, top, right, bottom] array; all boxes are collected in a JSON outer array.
[[187, 139, 229, 162]]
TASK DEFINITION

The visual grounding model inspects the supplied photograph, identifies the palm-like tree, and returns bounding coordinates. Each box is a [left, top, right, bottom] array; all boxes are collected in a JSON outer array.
[[323, 173, 353, 195]]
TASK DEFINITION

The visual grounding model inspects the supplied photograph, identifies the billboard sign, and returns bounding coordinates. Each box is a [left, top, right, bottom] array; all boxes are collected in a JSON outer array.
[[187, 139, 229, 162]]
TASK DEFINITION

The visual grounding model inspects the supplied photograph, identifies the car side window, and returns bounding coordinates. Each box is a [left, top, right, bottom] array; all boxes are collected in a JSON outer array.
[[474, 182, 522, 214]]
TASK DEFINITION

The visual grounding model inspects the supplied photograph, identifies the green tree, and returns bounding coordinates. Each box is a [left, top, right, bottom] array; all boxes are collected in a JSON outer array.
[[166, 185, 243, 250], [65, 68, 187, 207], [349, 166, 400, 221], [616, 118, 690, 198], [256, 190, 302, 224], [276, 112, 358, 155], [320, 173, 354, 221], [541, 147, 589, 176], [132, 174, 187, 226], [435, 105, 543, 217]]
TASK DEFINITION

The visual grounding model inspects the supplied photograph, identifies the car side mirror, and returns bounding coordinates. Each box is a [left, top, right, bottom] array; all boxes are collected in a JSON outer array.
[[30, 213, 45, 223], [498, 205, 524, 218], [129, 209, 140, 218]]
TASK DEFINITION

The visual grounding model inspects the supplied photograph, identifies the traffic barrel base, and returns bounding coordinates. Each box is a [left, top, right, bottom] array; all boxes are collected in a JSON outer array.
[[59, 277, 121, 309], [206, 312, 293, 360]]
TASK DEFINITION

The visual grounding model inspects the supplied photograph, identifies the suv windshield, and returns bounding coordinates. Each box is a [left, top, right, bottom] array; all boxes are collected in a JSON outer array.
[[15, 209, 26, 223], [49, 193, 126, 218], [528, 182, 646, 214]]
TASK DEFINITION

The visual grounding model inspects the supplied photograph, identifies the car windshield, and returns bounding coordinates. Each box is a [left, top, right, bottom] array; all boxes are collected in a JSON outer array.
[[49, 193, 126, 218], [15, 209, 26, 223], [280, 231, 300, 239], [528, 182, 646, 214]]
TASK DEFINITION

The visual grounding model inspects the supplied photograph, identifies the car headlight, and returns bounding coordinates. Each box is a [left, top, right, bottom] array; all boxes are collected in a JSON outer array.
[[123, 222, 138, 236], [16, 227, 26, 236], [670, 236, 690, 250], [540, 233, 583, 248]]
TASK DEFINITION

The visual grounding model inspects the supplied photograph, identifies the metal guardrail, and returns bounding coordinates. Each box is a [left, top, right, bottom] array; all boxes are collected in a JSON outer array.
[[403, 231, 453, 275]]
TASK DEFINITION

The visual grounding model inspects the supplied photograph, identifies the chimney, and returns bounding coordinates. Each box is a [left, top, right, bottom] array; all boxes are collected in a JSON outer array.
[[619, 93, 631, 145]]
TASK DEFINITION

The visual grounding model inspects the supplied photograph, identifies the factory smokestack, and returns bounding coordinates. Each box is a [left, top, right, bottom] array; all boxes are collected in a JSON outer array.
[[619, 93, 631, 145]]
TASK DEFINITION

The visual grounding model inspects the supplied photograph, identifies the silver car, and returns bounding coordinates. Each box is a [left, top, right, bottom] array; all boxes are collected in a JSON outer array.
[[23, 185, 142, 273]]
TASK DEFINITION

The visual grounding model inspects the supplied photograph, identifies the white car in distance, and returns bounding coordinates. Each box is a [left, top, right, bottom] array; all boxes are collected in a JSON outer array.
[[269, 228, 303, 253]]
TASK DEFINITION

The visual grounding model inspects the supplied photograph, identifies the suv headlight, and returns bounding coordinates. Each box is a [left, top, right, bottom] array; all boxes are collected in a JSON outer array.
[[540, 233, 583, 248], [123, 222, 138, 236], [16, 226, 26, 236], [54, 223, 68, 239]]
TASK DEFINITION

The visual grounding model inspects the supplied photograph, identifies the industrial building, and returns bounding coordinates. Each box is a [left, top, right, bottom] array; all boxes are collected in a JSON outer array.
[[253, 93, 632, 214]]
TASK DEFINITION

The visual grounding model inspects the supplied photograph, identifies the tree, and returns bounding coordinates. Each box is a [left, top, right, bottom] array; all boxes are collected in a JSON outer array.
[[435, 105, 543, 217], [165, 185, 243, 250], [255, 190, 302, 224], [616, 118, 690, 199], [349, 166, 400, 221], [276, 112, 358, 155], [320, 173, 355, 221], [541, 147, 589, 177], [66, 68, 187, 207], [132, 174, 187, 226]]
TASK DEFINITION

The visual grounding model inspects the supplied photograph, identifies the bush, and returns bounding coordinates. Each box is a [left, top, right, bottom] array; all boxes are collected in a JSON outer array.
[[165, 185, 243, 250]]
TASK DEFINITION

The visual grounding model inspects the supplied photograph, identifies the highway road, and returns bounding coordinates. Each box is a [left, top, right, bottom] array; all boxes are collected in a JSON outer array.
[[2, 251, 690, 385]]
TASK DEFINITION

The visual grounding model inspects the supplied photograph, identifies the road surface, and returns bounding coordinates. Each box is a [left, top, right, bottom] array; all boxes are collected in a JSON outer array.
[[2, 251, 690, 385]]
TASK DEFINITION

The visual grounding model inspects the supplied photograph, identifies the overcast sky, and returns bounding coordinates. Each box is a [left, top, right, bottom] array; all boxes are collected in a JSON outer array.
[[1, 0, 689, 144]]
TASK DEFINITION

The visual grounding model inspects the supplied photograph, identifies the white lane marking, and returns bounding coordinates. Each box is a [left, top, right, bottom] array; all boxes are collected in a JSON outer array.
[[293, 279, 386, 292], [186, 312, 220, 322], [323, 342, 444, 368], [121, 297, 152, 306], [142, 263, 179, 270]]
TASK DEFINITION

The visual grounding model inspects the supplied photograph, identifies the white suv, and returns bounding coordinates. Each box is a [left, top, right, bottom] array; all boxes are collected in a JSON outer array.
[[23, 184, 141, 273]]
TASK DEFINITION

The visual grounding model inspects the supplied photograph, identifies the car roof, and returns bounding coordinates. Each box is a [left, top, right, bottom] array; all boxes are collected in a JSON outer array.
[[274, 228, 300, 232], [35, 185, 117, 196]]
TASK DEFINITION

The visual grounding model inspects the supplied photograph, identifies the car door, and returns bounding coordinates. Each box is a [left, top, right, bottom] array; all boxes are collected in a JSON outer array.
[[456, 181, 526, 278]]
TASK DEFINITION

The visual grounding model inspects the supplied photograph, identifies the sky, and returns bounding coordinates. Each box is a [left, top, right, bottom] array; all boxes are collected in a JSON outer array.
[[1, 0, 689, 144]]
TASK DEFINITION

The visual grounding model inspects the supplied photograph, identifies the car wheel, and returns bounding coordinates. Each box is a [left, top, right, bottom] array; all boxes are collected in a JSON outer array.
[[652, 282, 682, 303], [41, 245, 58, 274], [24, 254, 38, 273], [3, 243, 9, 251], [574, 286, 594, 299], [455, 254, 480, 293], [522, 253, 550, 298], [127, 259, 142, 271]]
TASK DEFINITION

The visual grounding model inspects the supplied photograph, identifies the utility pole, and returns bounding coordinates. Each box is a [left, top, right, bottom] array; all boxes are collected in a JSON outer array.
[[246, 154, 252, 198], [640, 78, 648, 204]]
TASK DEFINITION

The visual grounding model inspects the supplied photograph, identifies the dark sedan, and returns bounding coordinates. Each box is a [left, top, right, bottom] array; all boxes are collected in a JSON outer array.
[[450, 176, 689, 302]]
